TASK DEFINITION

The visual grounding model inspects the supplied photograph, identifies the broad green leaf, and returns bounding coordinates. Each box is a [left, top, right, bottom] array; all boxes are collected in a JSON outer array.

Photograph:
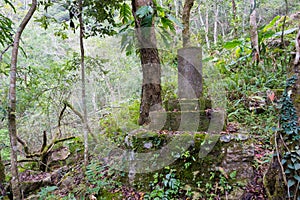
[[284, 169, 291, 174], [136, 6, 153, 18], [259, 30, 275, 41], [263, 16, 280, 32], [294, 175, 300, 182], [119, 3, 132, 24], [230, 171, 237, 179], [223, 40, 242, 49], [295, 163, 300, 170], [288, 179, 296, 188], [288, 164, 295, 169], [161, 17, 175, 31], [141, 15, 153, 27], [167, 14, 183, 29]]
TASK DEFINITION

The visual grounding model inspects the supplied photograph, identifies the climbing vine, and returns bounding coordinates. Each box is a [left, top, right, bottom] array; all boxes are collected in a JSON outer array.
[[279, 75, 300, 198]]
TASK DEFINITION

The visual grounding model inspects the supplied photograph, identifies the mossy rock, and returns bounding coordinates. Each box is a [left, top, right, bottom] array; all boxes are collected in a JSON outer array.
[[164, 97, 212, 112], [121, 131, 253, 199], [98, 189, 123, 199], [130, 131, 171, 153], [149, 110, 224, 132]]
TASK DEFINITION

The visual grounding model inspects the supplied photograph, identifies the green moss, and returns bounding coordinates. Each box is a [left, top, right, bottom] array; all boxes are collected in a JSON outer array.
[[263, 173, 285, 199], [198, 97, 212, 110], [98, 189, 122, 199], [130, 131, 171, 153], [193, 133, 206, 149], [150, 111, 210, 131], [165, 98, 212, 112], [115, 132, 251, 199]]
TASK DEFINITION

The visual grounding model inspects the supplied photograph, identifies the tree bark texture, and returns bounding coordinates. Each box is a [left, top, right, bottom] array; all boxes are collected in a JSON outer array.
[[182, 0, 194, 48], [8, 0, 37, 199], [132, 0, 162, 125]]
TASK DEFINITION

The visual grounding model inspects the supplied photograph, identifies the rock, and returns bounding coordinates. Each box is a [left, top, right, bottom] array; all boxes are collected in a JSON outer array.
[[60, 176, 74, 189], [220, 135, 232, 142], [143, 142, 153, 149], [221, 142, 254, 182], [227, 187, 244, 199], [19, 170, 52, 198], [237, 133, 249, 141], [49, 146, 70, 162]]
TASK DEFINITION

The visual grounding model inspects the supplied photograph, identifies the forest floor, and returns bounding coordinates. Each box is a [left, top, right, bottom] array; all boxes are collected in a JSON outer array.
[[16, 122, 273, 199]]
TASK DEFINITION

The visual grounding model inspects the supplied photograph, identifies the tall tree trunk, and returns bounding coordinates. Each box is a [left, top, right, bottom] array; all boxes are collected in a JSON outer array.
[[205, 10, 210, 49], [232, 0, 237, 37], [182, 0, 195, 48], [213, 3, 219, 45], [132, 0, 162, 125], [8, 0, 37, 199], [249, 0, 260, 63], [198, 6, 210, 49], [218, 20, 225, 40], [78, 0, 89, 167]]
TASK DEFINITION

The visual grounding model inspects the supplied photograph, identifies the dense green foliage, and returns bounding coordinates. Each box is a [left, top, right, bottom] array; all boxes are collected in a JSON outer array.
[[280, 76, 300, 198]]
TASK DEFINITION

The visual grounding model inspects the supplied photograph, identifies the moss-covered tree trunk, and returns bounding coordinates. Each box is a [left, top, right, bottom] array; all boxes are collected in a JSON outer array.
[[132, 0, 162, 125]]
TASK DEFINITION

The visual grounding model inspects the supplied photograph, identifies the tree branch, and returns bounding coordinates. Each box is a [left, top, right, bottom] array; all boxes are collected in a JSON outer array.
[[0, 44, 12, 62], [63, 100, 98, 141]]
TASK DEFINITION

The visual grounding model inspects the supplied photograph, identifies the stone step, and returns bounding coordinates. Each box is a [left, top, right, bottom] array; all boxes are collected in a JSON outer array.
[[164, 97, 212, 112], [148, 110, 225, 132]]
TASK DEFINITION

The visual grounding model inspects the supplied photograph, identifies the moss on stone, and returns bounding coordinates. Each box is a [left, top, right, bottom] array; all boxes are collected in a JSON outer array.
[[99, 189, 123, 199], [263, 172, 286, 200], [150, 111, 210, 131], [193, 133, 206, 149], [165, 98, 212, 112], [118, 131, 252, 199], [131, 131, 171, 153]]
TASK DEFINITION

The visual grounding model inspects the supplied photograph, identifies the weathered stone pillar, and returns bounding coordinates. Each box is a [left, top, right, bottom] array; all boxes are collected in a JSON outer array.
[[177, 47, 202, 99]]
